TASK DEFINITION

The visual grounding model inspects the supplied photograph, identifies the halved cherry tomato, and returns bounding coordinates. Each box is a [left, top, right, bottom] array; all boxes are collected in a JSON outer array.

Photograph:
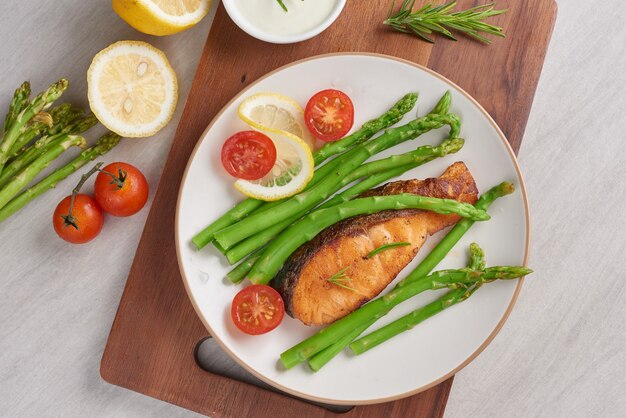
[[221, 131, 277, 180], [231, 285, 285, 335], [53, 194, 104, 244], [304, 89, 354, 142], [94, 162, 149, 217]]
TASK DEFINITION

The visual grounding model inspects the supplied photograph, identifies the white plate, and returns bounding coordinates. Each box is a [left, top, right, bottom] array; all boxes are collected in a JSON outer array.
[[176, 54, 530, 405]]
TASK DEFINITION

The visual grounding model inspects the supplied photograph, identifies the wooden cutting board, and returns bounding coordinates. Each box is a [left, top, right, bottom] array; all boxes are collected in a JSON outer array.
[[101, 1, 556, 417]]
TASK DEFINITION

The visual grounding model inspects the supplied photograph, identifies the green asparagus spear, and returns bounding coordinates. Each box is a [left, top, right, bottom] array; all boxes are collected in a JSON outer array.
[[2, 81, 31, 133], [214, 113, 461, 250], [469, 242, 486, 270], [348, 243, 486, 356], [6, 104, 73, 158], [319, 138, 463, 210], [191, 93, 419, 250], [0, 135, 79, 189], [48, 105, 85, 135], [47, 103, 75, 126], [0, 114, 98, 188], [61, 113, 98, 136], [349, 286, 474, 355], [0, 134, 85, 209], [224, 138, 464, 264], [306, 324, 367, 371], [305, 183, 514, 369], [191, 200, 265, 249], [430, 90, 452, 115], [313, 93, 418, 165], [6, 122, 47, 160], [345, 138, 462, 185], [227, 253, 261, 284], [0, 133, 121, 222], [281, 265, 531, 369], [224, 217, 290, 264], [0, 79, 68, 174], [247, 194, 488, 285]]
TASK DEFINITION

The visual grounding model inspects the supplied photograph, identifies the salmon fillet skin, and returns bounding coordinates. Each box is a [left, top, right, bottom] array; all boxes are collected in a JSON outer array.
[[271, 162, 479, 326]]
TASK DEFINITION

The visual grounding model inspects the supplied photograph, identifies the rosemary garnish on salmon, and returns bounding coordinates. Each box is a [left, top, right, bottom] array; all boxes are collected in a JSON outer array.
[[326, 267, 356, 292], [366, 242, 411, 258]]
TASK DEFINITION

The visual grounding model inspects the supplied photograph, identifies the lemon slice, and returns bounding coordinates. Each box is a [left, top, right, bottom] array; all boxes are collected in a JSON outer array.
[[87, 41, 178, 138], [234, 129, 314, 201], [112, 0, 211, 36], [238, 93, 315, 152]]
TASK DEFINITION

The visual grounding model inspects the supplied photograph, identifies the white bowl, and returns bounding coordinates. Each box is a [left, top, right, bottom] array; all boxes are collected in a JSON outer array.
[[222, 0, 346, 44]]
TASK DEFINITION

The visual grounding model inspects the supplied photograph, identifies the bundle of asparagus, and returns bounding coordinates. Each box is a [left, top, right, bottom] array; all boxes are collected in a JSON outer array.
[[0, 80, 122, 222]]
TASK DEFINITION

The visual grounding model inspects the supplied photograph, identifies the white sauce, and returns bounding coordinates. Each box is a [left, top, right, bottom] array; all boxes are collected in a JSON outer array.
[[234, 0, 339, 36]]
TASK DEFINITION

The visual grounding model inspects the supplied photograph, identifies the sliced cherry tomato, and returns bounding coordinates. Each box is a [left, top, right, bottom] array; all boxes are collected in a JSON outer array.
[[221, 131, 277, 180], [304, 89, 355, 142], [53, 194, 104, 244], [231, 285, 285, 335], [94, 162, 149, 217]]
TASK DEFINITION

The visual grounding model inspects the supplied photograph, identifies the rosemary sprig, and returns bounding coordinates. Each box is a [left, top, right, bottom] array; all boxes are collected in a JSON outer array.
[[366, 242, 411, 258], [384, 1, 507, 44], [276, 0, 288, 12], [326, 267, 356, 292], [276, 0, 305, 13]]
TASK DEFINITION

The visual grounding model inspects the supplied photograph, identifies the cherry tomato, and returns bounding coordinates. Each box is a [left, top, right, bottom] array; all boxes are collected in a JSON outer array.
[[304, 89, 355, 142], [53, 194, 104, 244], [221, 131, 277, 180], [231, 285, 285, 335], [94, 162, 149, 217]]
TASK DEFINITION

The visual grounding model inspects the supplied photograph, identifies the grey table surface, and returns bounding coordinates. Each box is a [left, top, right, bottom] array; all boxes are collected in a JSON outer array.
[[1, 1, 625, 417]]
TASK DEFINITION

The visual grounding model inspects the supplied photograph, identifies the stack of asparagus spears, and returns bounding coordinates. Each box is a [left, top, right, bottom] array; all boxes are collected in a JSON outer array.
[[0, 79, 122, 223], [192, 91, 531, 369]]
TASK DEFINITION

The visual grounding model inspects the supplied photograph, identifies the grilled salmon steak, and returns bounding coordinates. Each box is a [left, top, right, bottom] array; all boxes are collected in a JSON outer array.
[[271, 162, 478, 326]]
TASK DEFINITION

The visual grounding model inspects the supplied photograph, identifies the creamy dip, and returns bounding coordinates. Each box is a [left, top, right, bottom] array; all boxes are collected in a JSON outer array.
[[234, 0, 340, 36]]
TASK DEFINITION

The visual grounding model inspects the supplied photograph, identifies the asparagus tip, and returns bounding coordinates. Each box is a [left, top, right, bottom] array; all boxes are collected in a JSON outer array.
[[500, 182, 515, 195], [94, 132, 122, 152]]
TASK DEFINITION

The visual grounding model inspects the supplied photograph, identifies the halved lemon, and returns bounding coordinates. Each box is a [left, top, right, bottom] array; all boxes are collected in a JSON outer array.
[[233, 129, 314, 201], [238, 93, 315, 152], [113, 0, 212, 36], [87, 41, 178, 138]]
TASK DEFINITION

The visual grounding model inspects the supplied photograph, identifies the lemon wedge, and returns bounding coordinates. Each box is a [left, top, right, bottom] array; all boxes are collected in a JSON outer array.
[[238, 92, 315, 152], [233, 129, 314, 201], [87, 41, 178, 138], [113, 0, 211, 36]]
